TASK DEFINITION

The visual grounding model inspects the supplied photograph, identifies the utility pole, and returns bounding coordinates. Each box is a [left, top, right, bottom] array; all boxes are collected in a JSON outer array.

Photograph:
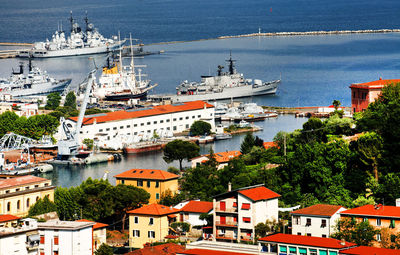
[[284, 133, 287, 159]]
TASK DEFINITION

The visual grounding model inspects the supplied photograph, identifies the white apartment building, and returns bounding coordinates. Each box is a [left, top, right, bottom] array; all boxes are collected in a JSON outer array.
[[60, 100, 215, 143], [291, 204, 347, 238], [38, 220, 95, 255], [175, 200, 213, 227], [76, 219, 108, 251], [212, 184, 280, 243]]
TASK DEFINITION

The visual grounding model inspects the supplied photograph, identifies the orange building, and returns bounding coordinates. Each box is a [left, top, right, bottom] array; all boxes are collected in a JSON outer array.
[[349, 78, 400, 113], [340, 204, 400, 247], [115, 169, 179, 204]]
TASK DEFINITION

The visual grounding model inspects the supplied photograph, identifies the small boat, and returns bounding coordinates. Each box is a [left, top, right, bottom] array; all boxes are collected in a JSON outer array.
[[238, 120, 251, 128], [215, 133, 232, 140], [198, 135, 214, 144]]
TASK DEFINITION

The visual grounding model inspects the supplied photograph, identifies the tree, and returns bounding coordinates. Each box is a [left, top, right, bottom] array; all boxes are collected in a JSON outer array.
[[159, 189, 185, 206], [54, 187, 81, 220], [0, 111, 19, 137], [355, 132, 383, 181], [255, 219, 279, 238], [94, 243, 113, 255], [45, 92, 61, 110], [332, 99, 341, 110], [332, 218, 379, 246], [240, 133, 255, 154], [113, 184, 150, 231], [28, 196, 57, 217], [83, 138, 94, 150], [64, 91, 77, 109], [163, 139, 200, 171], [190, 120, 212, 136]]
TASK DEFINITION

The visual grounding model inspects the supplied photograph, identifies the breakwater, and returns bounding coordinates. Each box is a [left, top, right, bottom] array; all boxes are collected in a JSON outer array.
[[147, 28, 400, 45]]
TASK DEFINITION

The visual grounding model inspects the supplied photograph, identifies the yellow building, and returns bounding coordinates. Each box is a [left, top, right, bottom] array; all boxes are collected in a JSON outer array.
[[115, 169, 179, 204], [127, 203, 179, 248], [0, 175, 55, 217]]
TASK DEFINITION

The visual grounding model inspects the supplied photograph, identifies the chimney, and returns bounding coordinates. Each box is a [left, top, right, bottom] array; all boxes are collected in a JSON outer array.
[[228, 182, 231, 192], [396, 198, 400, 207]]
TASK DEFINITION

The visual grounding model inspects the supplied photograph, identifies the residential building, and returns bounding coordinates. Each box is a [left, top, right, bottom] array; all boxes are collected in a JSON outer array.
[[38, 219, 95, 255], [176, 200, 213, 227], [0, 218, 39, 255], [258, 233, 357, 255], [212, 184, 280, 242], [62, 100, 215, 143], [128, 203, 179, 248], [76, 219, 108, 251], [340, 246, 400, 255], [349, 78, 400, 113], [0, 214, 20, 227], [0, 175, 55, 217], [340, 204, 400, 247], [291, 204, 347, 237], [191, 151, 241, 169], [115, 169, 179, 204], [125, 243, 186, 255]]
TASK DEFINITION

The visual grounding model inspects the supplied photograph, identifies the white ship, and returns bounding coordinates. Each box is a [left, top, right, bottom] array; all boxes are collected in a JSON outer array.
[[18, 12, 125, 58], [170, 54, 280, 103], [92, 39, 158, 101], [0, 60, 71, 97]]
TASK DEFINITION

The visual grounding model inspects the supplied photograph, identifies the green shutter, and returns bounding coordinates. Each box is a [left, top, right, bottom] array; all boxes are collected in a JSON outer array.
[[329, 251, 338, 255], [390, 219, 396, 228], [279, 245, 287, 252], [289, 246, 297, 253], [319, 250, 328, 255], [299, 248, 307, 254]]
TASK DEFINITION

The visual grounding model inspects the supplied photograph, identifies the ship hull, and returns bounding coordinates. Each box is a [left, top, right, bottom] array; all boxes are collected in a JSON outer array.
[[104, 91, 147, 101], [170, 80, 279, 103], [2, 79, 71, 97], [124, 144, 164, 154], [18, 41, 124, 58]]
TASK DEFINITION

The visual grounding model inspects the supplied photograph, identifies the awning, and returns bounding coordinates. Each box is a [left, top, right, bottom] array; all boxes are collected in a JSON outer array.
[[241, 203, 251, 210], [28, 234, 40, 242]]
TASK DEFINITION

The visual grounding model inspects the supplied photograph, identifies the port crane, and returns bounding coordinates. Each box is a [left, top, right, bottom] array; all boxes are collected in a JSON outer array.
[[57, 69, 96, 158]]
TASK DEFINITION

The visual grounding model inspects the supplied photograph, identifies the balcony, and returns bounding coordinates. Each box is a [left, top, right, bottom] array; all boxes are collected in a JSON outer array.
[[215, 206, 238, 213], [215, 221, 238, 227]]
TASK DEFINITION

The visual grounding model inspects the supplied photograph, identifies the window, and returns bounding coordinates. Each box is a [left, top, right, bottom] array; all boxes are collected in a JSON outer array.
[[35, 185, 39, 188], [134, 124, 138, 127], [173, 118, 177, 121], [363, 217, 368, 222], [137, 180, 143, 187], [147, 122, 151, 125], [36, 196, 39, 201], [17, 200, 20, 210], [307, 233, 312, 236], [7, 202, 10, 212], [297, 232, 301, 235], [141, 123, 144, 126], [156, 193, 160, 200], [166, 119, 170, 122], [185, 116, 189, 119], [113, 127, 117, 130], [147, 181, 151, 187], [322, 234, 327, 238], [5, 190, 9, 194], [185, 124, 189, 128], [54, 236, 59, 245], [309, 249, 317, 255], [293, 216, 300, 225], [377, 233, 381, 242], [106, 128, 110, 131], [149, 218, 154, 225], [173, 126, 177, 131], [148, 231, 155, 238], [160, 120, 164, 123], [99, 129, 103, 132], [127, 125, 131, 128], [25, 186, 29, 190], [241, 203, 250, 210], [306, 218, 311, 226], [192, 116, 195, 119], [133, 230, 140, 237], [134, 132, 138, 135], [233, 202, 237, 207], [321, 219, 327, 228], [44, 183, 49, 187], [167, 127, 170, 130], [153, 121, 157, 124], [198, 115, 201, 118], [179, 117, 183, 120], [121, 180, 125, 184], [120, 126, 124, 129], [390, 219, 396, 228], [40, 235, 44, 244], [289, 247, 297, 254], [377, 218, 381, 226], [134, 216, 139, 224], [26, 198, 30, 208], [16, 188, 20, 192], [155, 181, 159, 188], [243, 217, 251, 223]]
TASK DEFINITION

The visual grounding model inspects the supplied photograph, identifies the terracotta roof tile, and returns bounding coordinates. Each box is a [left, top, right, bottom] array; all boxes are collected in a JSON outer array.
[[181, 201, 213, 213], [350, 79, 400, 89], [75, 219, 108, 230], [192, 151, 241, 163], [127, 204, 180, 216], [341, 246, 400, 255], [341, 204, 400, 218], [238, 186, 280, 202], [114, 169, 179, 181], [0, 214, 20, 223], [259, 233, 356, 249], [0, 175, 50, 189], [178, 249, 254, 255], [263, 142, 278, 150], [69, 101, 214, 125], [291, 204, 345, 217], [125, 243, 185, 255]]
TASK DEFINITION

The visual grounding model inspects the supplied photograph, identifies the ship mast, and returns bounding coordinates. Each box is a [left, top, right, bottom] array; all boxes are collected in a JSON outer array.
[[226, 51, 236, 75], [68, 11, 74, 33], [129, 33, 136, 88], [84, 11, 89, 33]]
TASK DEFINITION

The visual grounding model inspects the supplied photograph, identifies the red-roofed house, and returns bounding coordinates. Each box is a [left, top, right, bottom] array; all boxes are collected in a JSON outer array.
[[263, 142, 278, 150], [258, 233, 356, 255], [0, 175, 55, 217], [115, 169, 179, 203], [76, 219, 108, 251], [340, 204, 400, 247], [174, 200, 213, 227], [128, 204, 180, 248], [349, 78, 400, 113], [291, 204, 347, 238], [61, 100, 215, 143], [190, 150, 241, 169], [212, 184, 280, 243], [0, 214, 20, 227], [340, 246, 400, 255], [126, 243, 186, 255]]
